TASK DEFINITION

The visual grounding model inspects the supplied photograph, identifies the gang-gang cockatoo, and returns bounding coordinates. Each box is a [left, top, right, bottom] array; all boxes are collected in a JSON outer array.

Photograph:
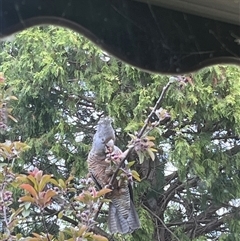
[[87, 117, 140, 234]]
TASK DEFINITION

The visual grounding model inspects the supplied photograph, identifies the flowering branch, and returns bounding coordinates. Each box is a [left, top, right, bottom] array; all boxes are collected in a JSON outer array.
[[108, 78, 174, 187]]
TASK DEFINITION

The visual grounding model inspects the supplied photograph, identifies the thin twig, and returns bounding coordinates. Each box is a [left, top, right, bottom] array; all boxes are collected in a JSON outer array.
[[41, 211, 51, 241], [44, 207, 78, 225], [137, 80, 174, 138], [142, 203, 181, 241], [155, 218, 161, 241], [94, 202, 103, 220], [44, 207, 114, 240], [108, 80, 174, 187]]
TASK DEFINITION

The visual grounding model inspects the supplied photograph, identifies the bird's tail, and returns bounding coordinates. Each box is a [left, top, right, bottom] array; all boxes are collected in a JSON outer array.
[[108, 199, 140, 234]]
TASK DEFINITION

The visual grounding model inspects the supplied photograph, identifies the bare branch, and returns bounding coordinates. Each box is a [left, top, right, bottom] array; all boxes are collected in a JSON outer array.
[[109, 80, 174, 187], [137, 80, 174, 138], [159, 177, 199, 214], [44, 207, 114, 240], [164, 171, 178, 183], [142, 203, 181, 241], [40, 211, 51, 241]]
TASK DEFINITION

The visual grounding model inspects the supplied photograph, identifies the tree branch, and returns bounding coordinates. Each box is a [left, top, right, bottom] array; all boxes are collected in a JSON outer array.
[[137, 80, 174, 138], [164, 171, 178, 183], [108, 79, 174, 187], [159, 177, 199, 214], [44, 207, 114, 240], [142, 203, 181, 241]]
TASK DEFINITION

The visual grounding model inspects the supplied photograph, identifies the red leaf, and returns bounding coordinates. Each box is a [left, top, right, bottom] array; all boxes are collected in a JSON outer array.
[[43, 190, 57, 204], [20, 184, 38, 198], [19, 196, 35, 203], [97, 188, 112, 198]]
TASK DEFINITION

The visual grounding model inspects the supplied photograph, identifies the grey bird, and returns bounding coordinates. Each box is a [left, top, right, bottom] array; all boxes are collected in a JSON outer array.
[[87, 117, 140, 234]]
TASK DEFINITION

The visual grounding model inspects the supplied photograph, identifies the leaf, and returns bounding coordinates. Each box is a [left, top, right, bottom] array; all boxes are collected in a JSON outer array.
[[75, 191, 93, 203], [9, 95, 18, 100], [131, 170, 141, 182], [127, 161, 135, 168], [0, 143, 12, 154], [92, 234, 109, 241], [58, 178, 66, 189], [147, 148, 155, 161], [67, 187, 76, 192], [28, 167, 41, 177], [32, 233, 41, 238], [96, 188, 112, 197], [35, 170, 43, 182], [65, 175, 74, 185], [24, 202, 32, 210], [13, 142, 30, 151], [8, 114, 18, 123], [154, 127, 163, 135], [16, 233, 23, 240], [22, 208, 31, 218], [100, 198, 111, 203], [9, 207, 24, 222], [128, 133, 137, 140], [147, 141, 155, 148], [43, 190, 57, 204], [19, 196, 35, 203], [16, 174, 28, 183], [150, 148, 158, 152], [78, 224, 87, 236], [6, 108, 12, 113], [20, 184, 38, 198], [25, 233, 54, 241], [83, 232, 93, 239], [58, 211, 64, 219], [137, 151, 145, 164], [48, 178, 60, 187], [146, 136, 155, 141], [38, 174, 52, 192], [23, 238, 39, 241], [26, 175, 38, 190], [0, 72, 5, 83], [58, 231, 65, 241]]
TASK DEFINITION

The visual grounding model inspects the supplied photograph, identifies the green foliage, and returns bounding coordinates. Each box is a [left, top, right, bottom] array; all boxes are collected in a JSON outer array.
[[0, 25, 240, 241]]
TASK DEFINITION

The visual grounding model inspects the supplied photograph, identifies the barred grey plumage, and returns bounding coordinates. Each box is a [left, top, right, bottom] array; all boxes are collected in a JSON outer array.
[[87, 117, 140, 234]]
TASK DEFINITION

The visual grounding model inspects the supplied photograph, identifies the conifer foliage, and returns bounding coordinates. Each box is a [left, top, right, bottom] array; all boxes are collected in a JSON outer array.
[[0, 26, 240, 241]]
